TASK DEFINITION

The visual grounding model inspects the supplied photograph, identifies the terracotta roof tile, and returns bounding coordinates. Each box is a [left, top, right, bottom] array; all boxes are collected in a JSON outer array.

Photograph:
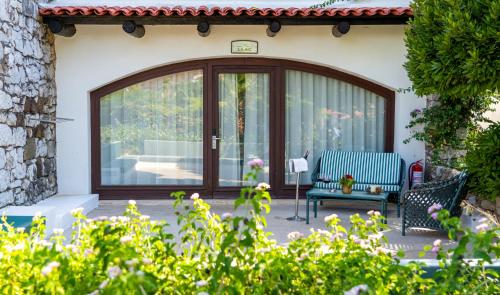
[[39, 6, 413, 18]]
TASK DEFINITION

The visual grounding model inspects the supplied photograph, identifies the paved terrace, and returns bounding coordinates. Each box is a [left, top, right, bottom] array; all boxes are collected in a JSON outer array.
[[87, 199, 452, 259]]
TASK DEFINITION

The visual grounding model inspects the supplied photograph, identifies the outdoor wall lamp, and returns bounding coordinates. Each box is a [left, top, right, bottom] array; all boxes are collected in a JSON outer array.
[[332, 21, 350, 37], [197, 21, 211, 37], [122, 21, 145, 38], [47, 19, 76, 37], [266, 20, 281, 37]]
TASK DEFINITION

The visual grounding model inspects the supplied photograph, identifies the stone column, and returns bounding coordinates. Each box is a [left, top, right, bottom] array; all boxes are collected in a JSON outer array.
[[0, 0, 57, 207]]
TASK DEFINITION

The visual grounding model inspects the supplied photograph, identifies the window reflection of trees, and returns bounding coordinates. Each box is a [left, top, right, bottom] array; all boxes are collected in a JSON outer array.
[[100, 70, 204, 155]]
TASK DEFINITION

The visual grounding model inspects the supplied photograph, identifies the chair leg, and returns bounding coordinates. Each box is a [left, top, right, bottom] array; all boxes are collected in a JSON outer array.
[[314, 199, 318, 218], [306, 195, 310, 224], [397, 194, 401, 218], [384, 201, 388, 224], [401, 206, 406, 236]]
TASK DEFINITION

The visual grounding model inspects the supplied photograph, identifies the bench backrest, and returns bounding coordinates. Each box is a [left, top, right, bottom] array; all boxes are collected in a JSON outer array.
[[318, 150, 402, 185]]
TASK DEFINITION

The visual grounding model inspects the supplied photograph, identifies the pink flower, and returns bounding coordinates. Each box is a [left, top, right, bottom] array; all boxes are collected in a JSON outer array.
[[287, 231, 304, 241], [427, 203, 443, 215], [255, 182, 270, 191], [41, 262, 60, 276], [430, 212, 438, 220], [108, 266, 122, 279], [476, 223, 489, 232], [247, 158, 264, 169], [431, 246, 440, 253]]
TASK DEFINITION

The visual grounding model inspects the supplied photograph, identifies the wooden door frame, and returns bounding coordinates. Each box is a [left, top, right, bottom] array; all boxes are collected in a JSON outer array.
[[90, 57, 395, 199]]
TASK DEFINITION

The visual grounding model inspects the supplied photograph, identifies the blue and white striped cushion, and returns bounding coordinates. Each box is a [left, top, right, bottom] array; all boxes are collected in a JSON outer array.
[[314, 181, 400, 193], [318, 150, 401, 185]]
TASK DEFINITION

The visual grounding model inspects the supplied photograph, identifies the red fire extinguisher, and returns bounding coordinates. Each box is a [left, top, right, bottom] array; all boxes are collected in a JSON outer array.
[[409, 160, 424, 188]]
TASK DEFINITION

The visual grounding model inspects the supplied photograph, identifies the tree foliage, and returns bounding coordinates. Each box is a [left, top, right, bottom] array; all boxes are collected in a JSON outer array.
[[465, 122, 500, 201], [405, 0, 499, 98], [404, 0, 499, 163]]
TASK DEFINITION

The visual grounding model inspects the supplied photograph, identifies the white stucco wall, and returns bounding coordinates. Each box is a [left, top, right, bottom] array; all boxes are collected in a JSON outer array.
[[55, 24, 425, 195]]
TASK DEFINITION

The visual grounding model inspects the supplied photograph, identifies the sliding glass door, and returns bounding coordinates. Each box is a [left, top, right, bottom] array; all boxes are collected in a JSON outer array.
[[214, 69, 272, 191], [100, 70, 204, 186]]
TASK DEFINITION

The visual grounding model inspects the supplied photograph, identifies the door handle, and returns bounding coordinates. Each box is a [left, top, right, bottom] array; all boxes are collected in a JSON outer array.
[[212, 135, 221, 150]]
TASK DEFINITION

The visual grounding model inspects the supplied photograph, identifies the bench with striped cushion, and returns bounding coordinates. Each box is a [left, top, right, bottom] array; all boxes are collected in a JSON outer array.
[[310, 150, 405, 216]]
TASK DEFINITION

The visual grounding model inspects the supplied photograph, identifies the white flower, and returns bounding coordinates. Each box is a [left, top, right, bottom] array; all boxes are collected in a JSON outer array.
[[88, 291, 99, 295], [125, 258, 139, 267], [331, 232, 344, 241], [53, 228, 64, 235], [109, 216, 117, 222], [11, 243, 25, 251], [128, 200, 136, 206], [195, 280, 208, 287], [197, 293, 209, 295], [118, 216, 130, 223], [41, 261, 60, 276], [324, 214, 338, 223], [287, 231, 304, 241], [66, 244, 78, 253], [367, 210, 375, 216], [108, 266, 122, 279], [256, 182, 271, 191], [120, 235, 133, 244], [142, 257, 153, 265], [190, 193, 200, 200], [317, 229, 332, 237], [70, 207, 84, 215], [99, 279, 109, 289], [368, 233, 383, 241], [344, 284, 369, 295], [221, 212, 233, 220], [84, 248, 94, 257], [139, 215, 150, 221], [366, 220, 374, 226], [136, 270, 145, 277], [97, 216, 109, 221], [433, 239, 442, 247], [16, 227, 25, 233], [297, 253, 309, 261]]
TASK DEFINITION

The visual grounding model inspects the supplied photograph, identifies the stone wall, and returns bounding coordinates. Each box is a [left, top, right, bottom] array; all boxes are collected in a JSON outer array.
[[424, 95, 463, 181], [0, 0, 57, 207]]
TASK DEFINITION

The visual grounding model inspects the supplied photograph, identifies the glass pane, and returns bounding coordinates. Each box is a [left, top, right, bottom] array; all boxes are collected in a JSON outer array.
[[218, 73, 269, 186], [100, 70, 203, 185], [285, 70, 385, 184]]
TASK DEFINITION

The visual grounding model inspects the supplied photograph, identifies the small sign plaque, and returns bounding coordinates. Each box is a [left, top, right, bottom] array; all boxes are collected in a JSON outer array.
[[231, 40, 258, 54]]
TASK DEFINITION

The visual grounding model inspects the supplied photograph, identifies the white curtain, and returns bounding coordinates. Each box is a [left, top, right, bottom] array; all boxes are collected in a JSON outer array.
[[218, 73, 269, 186], [285, 70, 385, 184], [100, 70, 204, 185]]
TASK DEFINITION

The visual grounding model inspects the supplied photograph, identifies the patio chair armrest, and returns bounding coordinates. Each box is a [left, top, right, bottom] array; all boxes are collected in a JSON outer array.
[[412, 173, 463, 189], [402, 185, 447, 203]]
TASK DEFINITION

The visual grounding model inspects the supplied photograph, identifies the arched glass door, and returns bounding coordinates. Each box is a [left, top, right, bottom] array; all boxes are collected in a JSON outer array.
[[91, 58, 394, 199]]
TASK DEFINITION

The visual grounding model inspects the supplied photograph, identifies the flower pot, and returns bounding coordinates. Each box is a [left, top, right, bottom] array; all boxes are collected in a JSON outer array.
[[342, 185, 352, 194]]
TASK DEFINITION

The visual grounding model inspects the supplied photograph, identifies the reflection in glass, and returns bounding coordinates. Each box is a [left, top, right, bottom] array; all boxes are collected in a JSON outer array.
[[218, 73, 269, 186], [100, 70, 203, 185], [285, 70, 385, 184]]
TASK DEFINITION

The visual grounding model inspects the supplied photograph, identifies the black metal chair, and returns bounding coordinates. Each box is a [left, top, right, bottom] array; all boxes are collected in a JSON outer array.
[[402, 172, 468, 236]]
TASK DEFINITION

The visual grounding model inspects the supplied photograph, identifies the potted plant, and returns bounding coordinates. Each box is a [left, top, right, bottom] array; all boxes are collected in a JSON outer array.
[[339, 174, 355, 194]]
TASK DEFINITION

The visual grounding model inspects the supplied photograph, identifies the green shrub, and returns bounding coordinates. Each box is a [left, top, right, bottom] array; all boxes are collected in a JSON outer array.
[[404, 0, 499, 162], [465, 122, 500, 201], [0, 166, 498, 294]]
